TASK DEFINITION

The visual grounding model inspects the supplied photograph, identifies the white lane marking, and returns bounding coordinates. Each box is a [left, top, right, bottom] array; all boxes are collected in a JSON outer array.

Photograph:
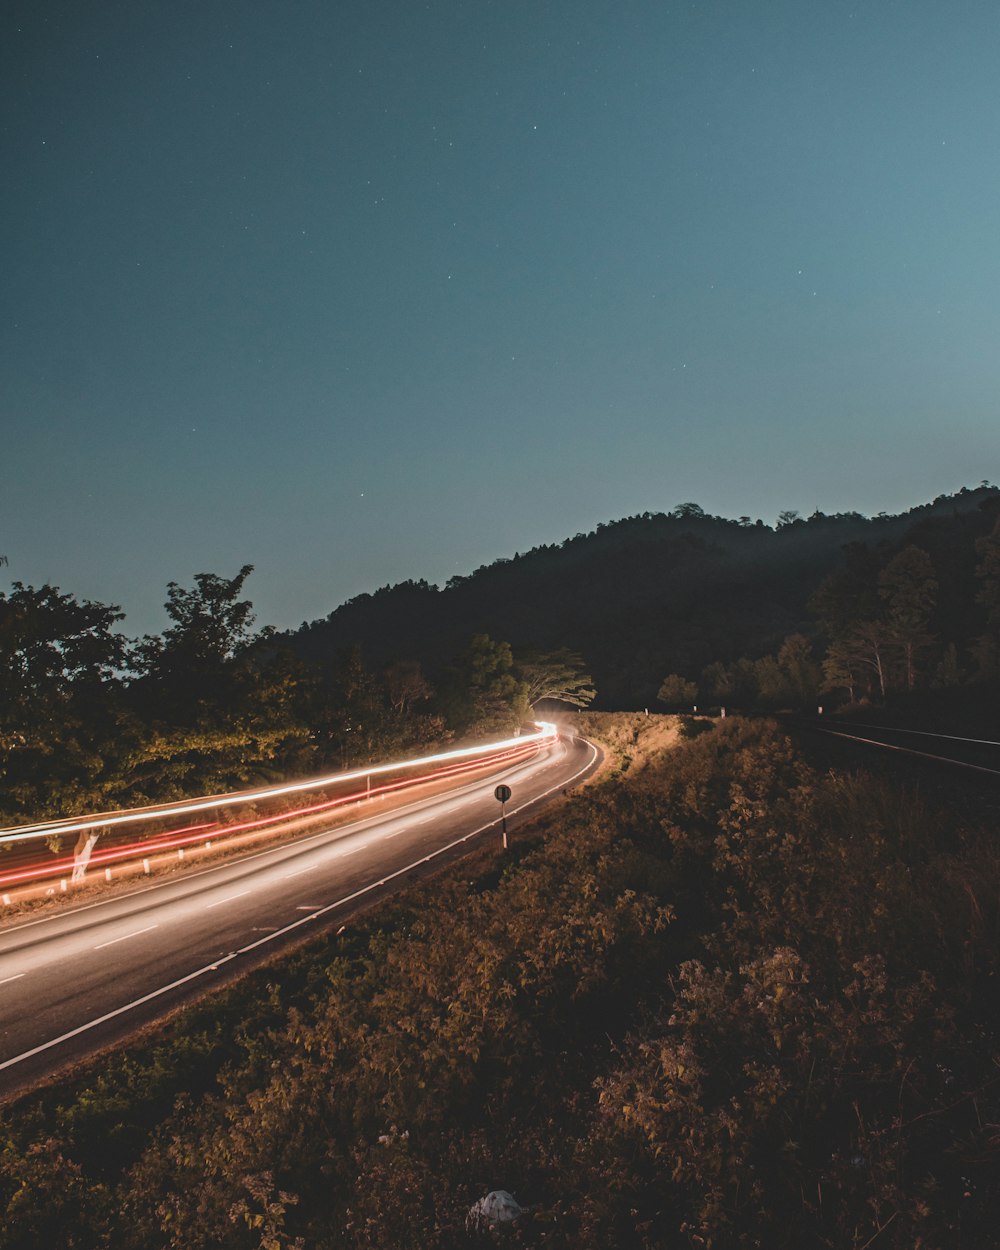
[[94, 924, 158, 950], [206, 891, 250, 909], [282, 866, 312, 878], [236, 739, 601, 960], [0, 951, 240, 1073], [820, 730, 1000, 776], [0, 973, 25, 986], [338, 846, 361, 856], [0, 739, 600, 1076], [826, 721, 1000, 748]]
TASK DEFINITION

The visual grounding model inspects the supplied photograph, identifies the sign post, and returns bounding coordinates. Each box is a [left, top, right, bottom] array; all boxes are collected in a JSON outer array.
[[494, 784, 512, 849]]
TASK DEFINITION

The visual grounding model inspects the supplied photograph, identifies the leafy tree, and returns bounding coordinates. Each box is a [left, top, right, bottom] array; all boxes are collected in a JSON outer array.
[[700, 657, 759, 707], [975, 515, 1000, 624], [135, 565, 256, 683], [126, 568, 314, 795], [656, 673, 698, 706], [0, 583, 126, 710], [671, 501, 706, 518], [514, 648, 596, 709], [931, 641, 963, 688], [775, 633, 821, 705], [847, 618, 891, 700], [878, 545, 937, 689], [0, 583, 129, 819], [700, 660, 735, 703], [332, 645, 390, 764], [441, 634, 528, 736], [973, 516, 1000, 677], [383, 659, 433, 717], [821, 636, 865, 704], [752, 652, 787, 705], [809, 543, 881, 640]]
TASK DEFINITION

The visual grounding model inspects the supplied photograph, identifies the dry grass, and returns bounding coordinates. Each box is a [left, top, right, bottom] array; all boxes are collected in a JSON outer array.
[[566, 710, 700, 772]]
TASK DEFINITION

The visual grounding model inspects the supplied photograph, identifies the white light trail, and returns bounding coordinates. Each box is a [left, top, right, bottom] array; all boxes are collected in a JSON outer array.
[[0, 737, 599, 1078], [0, 722, 558, 846]]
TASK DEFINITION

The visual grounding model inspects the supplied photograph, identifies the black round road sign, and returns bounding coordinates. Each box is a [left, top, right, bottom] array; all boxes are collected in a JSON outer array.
[[494, 784, 512, 803]]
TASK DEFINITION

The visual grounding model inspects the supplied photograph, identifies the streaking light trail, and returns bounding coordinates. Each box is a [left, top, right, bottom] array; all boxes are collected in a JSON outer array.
[[0, 740, 543, 889], [0, 722, 558, 846]]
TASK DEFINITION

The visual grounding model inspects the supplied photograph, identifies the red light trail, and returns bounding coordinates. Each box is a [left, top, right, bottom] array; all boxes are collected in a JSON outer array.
[[0, 724, 558, 893]]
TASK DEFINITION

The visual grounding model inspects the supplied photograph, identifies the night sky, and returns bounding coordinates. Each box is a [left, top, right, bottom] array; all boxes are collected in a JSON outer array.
[[4, 1, 999, 638]]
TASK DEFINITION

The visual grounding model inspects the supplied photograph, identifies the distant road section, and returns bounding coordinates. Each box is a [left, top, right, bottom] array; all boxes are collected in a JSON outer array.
[[788, 716, 1000, 779], [0, 729, 599, 1099]]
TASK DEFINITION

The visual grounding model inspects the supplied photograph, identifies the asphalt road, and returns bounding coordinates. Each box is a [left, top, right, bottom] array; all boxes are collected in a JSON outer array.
[[785, 715, 1000, 780], [0, 732, 600, 1099]]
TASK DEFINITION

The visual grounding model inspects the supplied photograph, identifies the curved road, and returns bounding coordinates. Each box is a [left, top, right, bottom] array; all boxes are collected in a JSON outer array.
[[0, 733, 600, 1100]]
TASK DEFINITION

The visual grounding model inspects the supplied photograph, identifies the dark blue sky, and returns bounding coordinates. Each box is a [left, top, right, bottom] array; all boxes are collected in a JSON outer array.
[[4, 1, 999, 637]]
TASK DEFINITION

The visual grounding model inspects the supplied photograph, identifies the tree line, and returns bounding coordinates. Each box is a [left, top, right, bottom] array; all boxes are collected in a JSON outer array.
[[656, 507, 1000, 712], [0, 566, 593, 829], [289, 485, 1000, 709]]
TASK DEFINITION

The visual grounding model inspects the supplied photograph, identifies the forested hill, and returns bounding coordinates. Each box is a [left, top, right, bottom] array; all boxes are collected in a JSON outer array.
[[289, 485, 1000, 708]]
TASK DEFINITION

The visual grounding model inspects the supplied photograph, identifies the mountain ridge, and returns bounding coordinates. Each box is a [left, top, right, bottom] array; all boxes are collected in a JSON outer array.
[[289, 484, 1000, 707]]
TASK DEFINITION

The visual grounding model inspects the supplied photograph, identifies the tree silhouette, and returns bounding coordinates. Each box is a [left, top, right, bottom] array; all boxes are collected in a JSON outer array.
[[515, 648, 596, 709], [657, 673, 698, 706], [878, 546, 937, 689]]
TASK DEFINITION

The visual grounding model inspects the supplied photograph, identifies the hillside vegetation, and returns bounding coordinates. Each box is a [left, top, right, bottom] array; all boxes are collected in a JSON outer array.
[[2, 715, 996, 1248], [290, 486, 1000, 708], [5, 484, 999, 838]]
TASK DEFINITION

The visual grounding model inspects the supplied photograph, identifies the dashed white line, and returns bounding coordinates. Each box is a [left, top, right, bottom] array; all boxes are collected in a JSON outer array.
[[282, 866, 312, 878], [0, 973, 25, 986], [94, 925, 158, 950], [206, 891, 250, 909]]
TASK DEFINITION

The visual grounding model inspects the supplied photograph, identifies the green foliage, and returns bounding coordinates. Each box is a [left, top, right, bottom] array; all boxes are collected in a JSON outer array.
[[440, 634, 529, 737], [0, 583, 130, 819], [974, 516, 1000, 677], [0, 569, 531, 829], [879, 545, 938, 689], [0, 1137, 107, 1249], [656, 673, 698, 706], [696, 634, 821, 710], [515, 647, 596, 709]]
